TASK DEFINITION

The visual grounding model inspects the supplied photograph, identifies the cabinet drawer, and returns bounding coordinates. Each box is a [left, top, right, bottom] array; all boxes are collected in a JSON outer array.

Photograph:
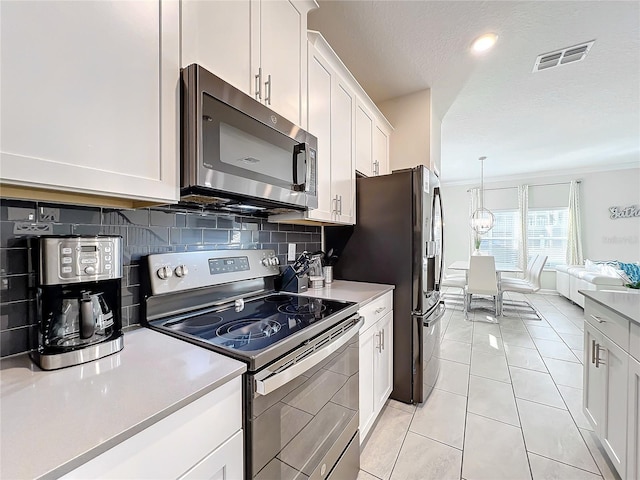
[[631, 321, 640, 362], [585, 299, 630, 351], [359, 291, 393, 332]]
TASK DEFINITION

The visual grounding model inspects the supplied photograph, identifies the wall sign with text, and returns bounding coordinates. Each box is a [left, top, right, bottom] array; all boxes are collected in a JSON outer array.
[[609, 205, 640, 219]]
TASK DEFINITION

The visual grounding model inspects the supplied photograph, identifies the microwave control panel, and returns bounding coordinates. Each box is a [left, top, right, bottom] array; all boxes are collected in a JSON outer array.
[[40, 236, 123, 285]]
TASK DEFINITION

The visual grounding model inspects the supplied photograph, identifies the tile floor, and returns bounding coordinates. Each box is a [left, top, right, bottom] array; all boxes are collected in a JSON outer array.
[[357, 291, 622, 480]]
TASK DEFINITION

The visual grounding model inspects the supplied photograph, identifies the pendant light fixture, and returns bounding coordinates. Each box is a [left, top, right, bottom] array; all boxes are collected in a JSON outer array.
[[470, 156, 495, 234]]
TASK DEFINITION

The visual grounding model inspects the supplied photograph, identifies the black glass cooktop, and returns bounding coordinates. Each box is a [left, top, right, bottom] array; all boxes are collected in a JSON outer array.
[[156, 293, 354, 353]]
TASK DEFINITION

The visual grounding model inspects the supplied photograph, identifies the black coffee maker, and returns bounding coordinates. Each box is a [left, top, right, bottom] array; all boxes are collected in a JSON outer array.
[[32, 235, 124, 370]]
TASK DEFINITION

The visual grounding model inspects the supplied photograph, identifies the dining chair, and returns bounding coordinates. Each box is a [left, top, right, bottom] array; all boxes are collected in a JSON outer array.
[[441, 272, 467, 291], [500, 254, 539, 287], [500, 255, 547, 293], [465, 255, 499, 317]]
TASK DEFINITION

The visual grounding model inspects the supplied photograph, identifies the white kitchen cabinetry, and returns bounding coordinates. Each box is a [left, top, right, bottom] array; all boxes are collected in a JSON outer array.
[[181, 0, 316, 127], [269, 32, 355, 225], [359, 291, 394, 442], [0, 0, 179, 205], [583, 299, 634, 479], [628, 356, 640, 480], [63, 377, 243, 479], [355, 99, 392, 177]]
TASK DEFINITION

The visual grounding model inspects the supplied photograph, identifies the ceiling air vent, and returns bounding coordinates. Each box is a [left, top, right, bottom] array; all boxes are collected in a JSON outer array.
[[533, 40, 595, 72]]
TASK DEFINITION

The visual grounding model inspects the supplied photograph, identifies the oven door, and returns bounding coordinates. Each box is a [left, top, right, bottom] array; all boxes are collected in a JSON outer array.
[[246, 315, 362, 480]]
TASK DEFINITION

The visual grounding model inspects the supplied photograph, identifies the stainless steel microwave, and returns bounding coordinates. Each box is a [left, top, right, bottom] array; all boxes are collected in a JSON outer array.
[[180, 64, 318, 214]]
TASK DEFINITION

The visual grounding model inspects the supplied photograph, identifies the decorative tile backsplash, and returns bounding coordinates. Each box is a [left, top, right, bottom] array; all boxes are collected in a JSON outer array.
[[0, 198, 321, 357]]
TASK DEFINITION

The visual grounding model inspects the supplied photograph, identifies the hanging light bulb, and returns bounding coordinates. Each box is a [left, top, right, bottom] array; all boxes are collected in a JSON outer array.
[[470, 156, 495, 234]]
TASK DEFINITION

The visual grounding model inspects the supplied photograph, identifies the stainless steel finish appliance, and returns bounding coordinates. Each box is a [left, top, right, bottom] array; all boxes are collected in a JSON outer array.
[[32, 236, 124, 370], [325, 166, 446, 404], [181, 64, 318, 214], [143, 249, 361, 479]]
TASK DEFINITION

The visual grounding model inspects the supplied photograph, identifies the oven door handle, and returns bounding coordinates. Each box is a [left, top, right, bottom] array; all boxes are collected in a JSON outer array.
[[254, 317, 363, 396]]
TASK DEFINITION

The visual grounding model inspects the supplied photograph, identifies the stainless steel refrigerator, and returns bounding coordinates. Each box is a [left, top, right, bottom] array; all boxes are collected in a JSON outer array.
[[325, 165, 445, 404]]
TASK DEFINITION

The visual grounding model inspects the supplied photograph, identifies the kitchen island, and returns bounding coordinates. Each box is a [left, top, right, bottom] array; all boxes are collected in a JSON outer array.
[[0, 328, 246, 479], [580, 289, 640, 480]]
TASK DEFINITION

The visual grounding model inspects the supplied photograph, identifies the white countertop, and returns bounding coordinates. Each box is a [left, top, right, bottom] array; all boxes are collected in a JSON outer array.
[[299, 280, 394, 305], [580, 289, 640, 325], [0, 328, 246, 479]]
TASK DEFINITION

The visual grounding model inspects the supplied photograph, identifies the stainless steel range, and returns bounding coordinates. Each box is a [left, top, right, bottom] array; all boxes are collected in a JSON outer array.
[[143, 249, 362, 480]]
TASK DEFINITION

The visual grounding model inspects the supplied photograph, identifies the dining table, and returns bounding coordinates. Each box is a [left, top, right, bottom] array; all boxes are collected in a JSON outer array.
[[448, 259, 523, 283]]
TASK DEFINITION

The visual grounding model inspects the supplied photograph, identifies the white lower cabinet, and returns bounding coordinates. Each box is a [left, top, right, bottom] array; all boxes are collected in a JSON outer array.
[[63, 377, 243, 479], [359, 292, 394, 442], [583, 299, 632, 479], [628, 356, 640, 480]]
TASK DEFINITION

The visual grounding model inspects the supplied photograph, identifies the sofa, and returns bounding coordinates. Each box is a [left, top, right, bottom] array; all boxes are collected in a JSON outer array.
[[556, 264, 627, 308]]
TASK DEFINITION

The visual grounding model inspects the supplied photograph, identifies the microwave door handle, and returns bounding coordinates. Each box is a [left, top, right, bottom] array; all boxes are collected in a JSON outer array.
[[292, 144, 306, 192]]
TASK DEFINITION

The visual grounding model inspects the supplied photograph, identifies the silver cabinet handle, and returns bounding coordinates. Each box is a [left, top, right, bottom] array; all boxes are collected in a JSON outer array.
[[591, 339, 597, 364], [373, 160, 379, 175], [374, 306, 386, 315], [264, 74, 272, 105], [375, 331, 382, 352], [381, 328, 385, 351], [333, 195, 339, 216], [254, 68, 262, 100], [590, 314, 606, 324], [595, 344, 604, 368], [338, 195, 342, 215]]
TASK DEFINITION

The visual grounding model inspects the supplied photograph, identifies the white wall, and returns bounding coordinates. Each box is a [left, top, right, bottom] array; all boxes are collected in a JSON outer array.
[[378, 89, 433, 172], [441, 167, 640, 290]]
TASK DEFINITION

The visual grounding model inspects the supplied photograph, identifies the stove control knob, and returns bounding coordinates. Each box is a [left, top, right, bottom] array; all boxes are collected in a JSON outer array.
[[156, 266, 173, 280], [269, 257, 279, 266], [84, 266, 96, 275], [261, 258, 270, 267], [174, 265, 189, 277]]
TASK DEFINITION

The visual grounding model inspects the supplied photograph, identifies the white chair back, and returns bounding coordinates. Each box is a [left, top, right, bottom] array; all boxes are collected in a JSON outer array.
[[529, 255, 548, 290], [524, 254, 539, 281], [468, 256, 498, 295]]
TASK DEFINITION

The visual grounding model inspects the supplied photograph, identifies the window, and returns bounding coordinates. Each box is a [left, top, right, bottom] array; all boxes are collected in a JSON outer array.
[[527, 208, 569, 268], [479, 209, 520, 268]]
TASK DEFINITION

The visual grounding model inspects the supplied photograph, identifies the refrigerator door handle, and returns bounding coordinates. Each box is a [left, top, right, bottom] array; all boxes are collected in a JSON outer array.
[[412, 302, 446, 324]]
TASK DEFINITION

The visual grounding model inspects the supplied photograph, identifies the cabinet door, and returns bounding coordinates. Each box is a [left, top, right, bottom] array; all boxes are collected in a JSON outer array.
[[373, 124, 389, 176], [583, 323, 604, 431], [355, 100, 374, 177], [628, 356, 640, 480], [181, 0, 252, 95], [599, 332, 629, 478], [306, 43, 334, 222], [359, 325, 377, 442], [332, 77, 356, 224], [259, 0, 303, 125], [0, 0, 179, 203], [374, 312, 394, 410], [179, 430, 243, 480]]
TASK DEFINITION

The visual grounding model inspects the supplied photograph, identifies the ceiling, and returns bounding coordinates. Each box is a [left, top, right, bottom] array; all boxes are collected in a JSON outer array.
[[308, 1, 640, 184]]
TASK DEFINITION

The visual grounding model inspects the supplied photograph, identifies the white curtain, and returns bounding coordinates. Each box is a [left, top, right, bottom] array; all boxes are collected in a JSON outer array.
[[469, 187, 480, 252], [518, 185, 529, 272], [566, 180, 584, 265]]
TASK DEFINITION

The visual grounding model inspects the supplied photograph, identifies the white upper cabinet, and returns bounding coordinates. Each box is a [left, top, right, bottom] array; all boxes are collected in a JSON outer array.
[[269, 31, 355, 225], [0, 0, 180, 205], [373, 122, 391, 175], [181, 0, 316, 127], [355, 100, 374, 177], [354, 89, 392, 178]]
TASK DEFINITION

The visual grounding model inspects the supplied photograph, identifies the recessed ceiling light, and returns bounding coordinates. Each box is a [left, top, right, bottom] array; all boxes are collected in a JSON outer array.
[[471, 33, 498, 53]]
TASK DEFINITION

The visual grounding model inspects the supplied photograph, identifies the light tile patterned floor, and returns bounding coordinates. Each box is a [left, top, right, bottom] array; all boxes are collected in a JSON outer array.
[[357, 291, 622, 480]]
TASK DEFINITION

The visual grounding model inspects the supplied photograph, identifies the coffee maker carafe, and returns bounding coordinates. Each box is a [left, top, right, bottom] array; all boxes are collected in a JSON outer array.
[[32, 236, 124, 370]]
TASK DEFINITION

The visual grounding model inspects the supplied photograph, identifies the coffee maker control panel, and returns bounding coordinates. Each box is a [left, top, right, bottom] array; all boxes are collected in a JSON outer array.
[[40, 236, 123, 285]]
